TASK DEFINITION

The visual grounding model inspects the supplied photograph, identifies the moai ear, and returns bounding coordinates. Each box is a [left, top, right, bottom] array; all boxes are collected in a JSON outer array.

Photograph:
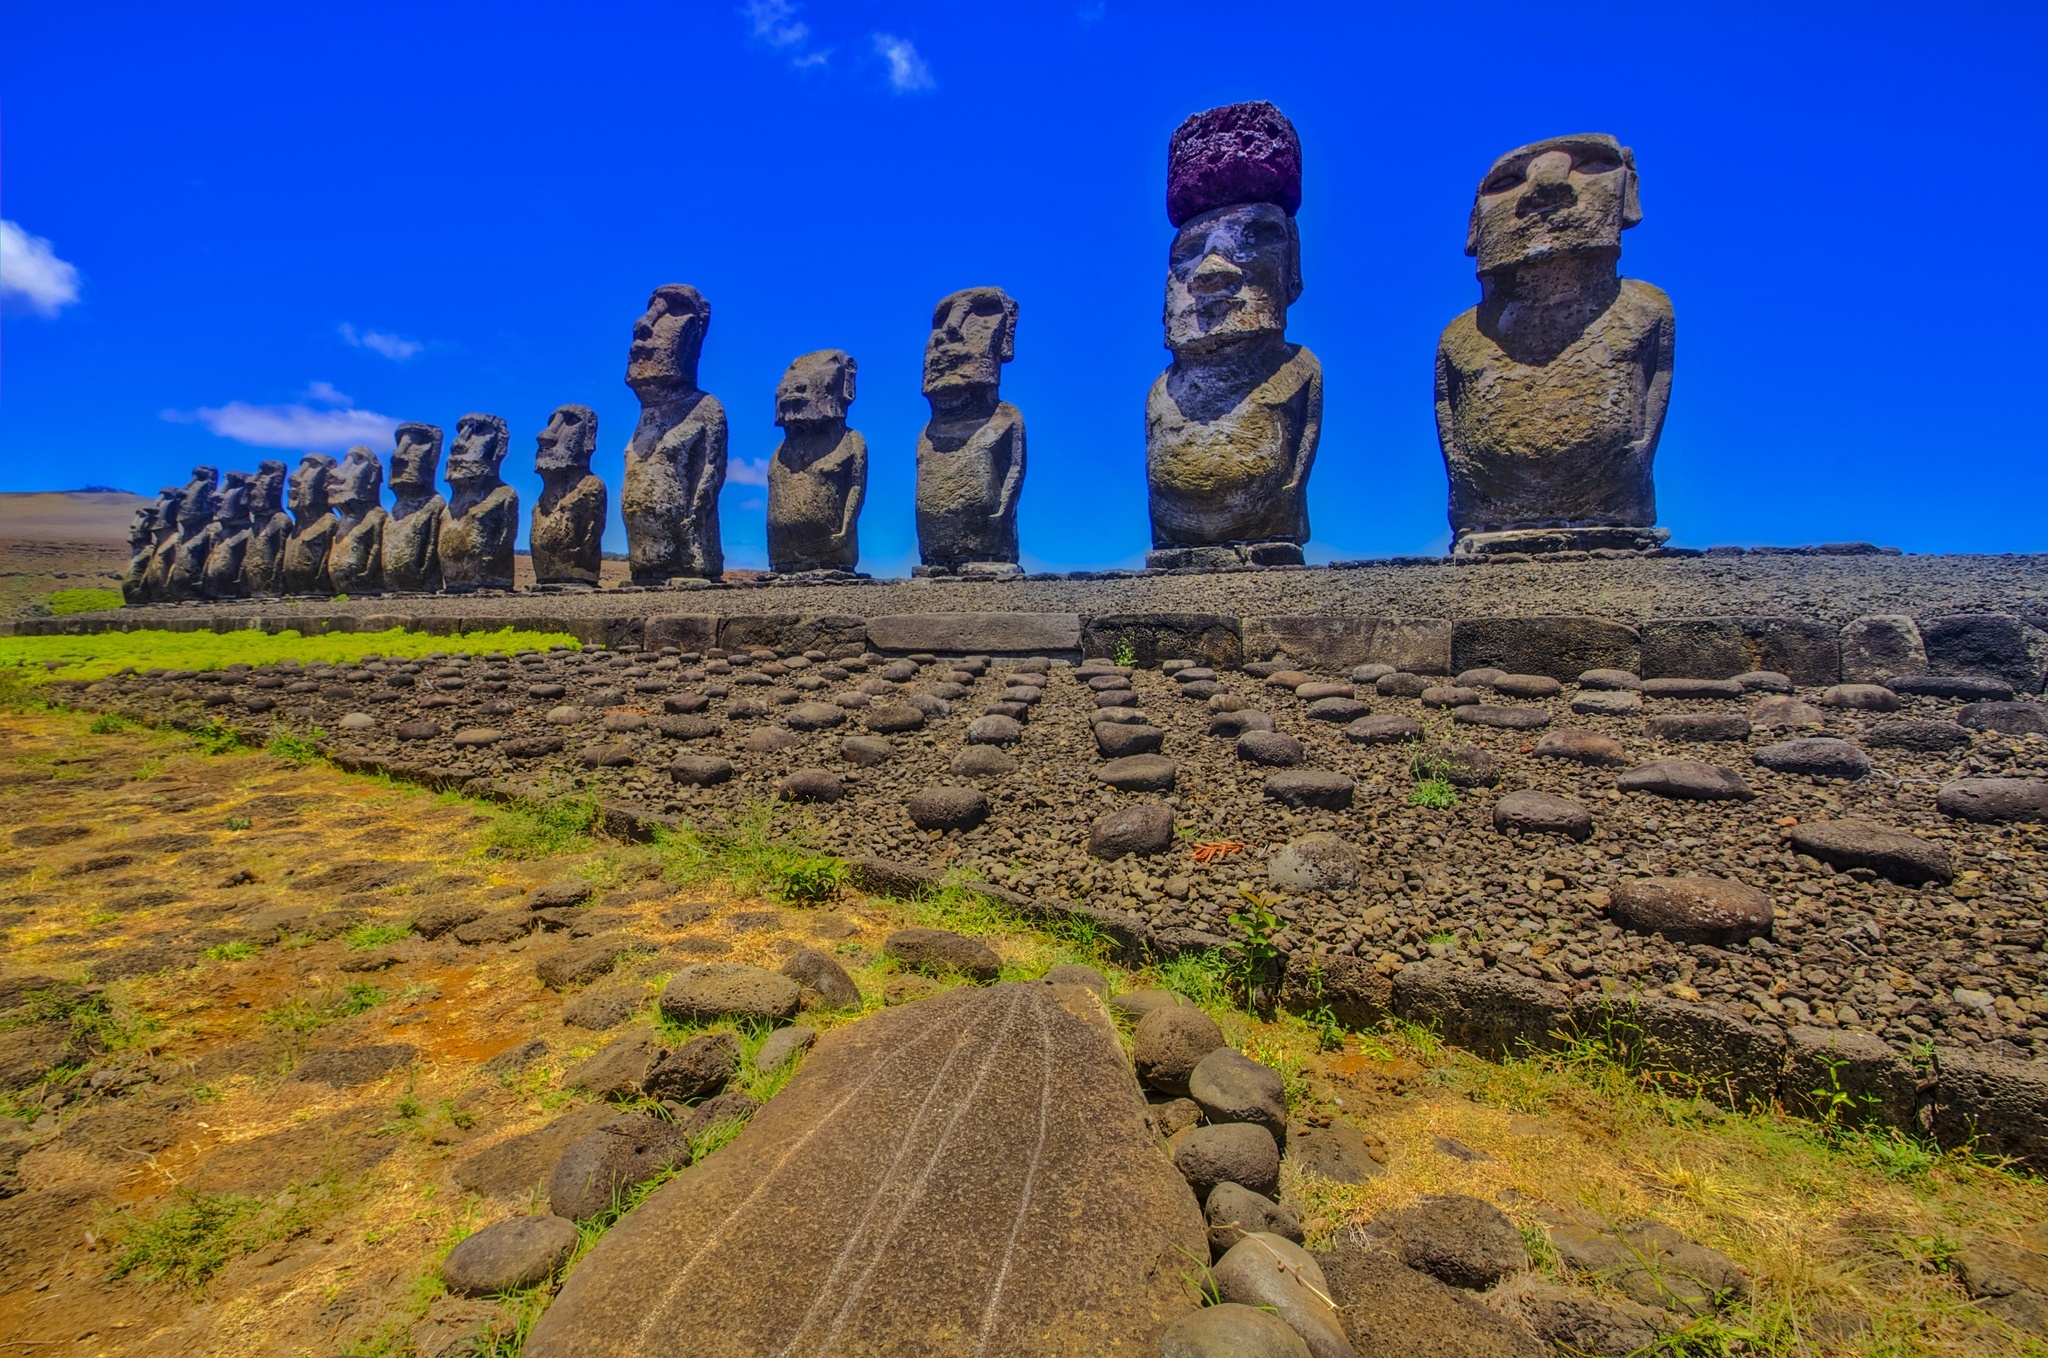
[[839, 356, 857, 406], [1464, 196, 1483, 258], [1620, 145, 1643, 229], [998, 293, 1018, 363], [1284, 217, 1304, 305]]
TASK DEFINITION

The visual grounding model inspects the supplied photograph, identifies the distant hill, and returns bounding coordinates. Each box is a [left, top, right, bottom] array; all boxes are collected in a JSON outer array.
[[0, 490, 150, 544]]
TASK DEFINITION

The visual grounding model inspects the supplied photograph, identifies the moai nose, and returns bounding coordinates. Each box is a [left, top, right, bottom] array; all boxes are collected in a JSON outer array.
[[1190, 253, 1245, 294]]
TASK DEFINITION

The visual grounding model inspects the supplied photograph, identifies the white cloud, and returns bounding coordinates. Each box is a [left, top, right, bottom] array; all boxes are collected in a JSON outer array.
[[163, 398, 399, 451], [791, 49, 831, 68], [727, 457, 770, 488], [872, 33, 934, 92], [303, 380, 353, 405], [338, 320, 424, 361], [0, 219, 82, 317], [745, 0, 808, 48]]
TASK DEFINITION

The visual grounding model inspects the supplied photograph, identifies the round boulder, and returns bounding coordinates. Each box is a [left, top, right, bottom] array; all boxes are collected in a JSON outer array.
[[658, 962, 802, 1024], [865, 705, 927, 734], [1097, 754, 1177, 792], [883, 927, 1001, 982], [1752, 737, 1870, 780], [1492, 673, 1563, 699], [547, 1114, 691, 1222], [441, 1215, 580, 1296], [1088, 803, 1174, 858], [1040, 963, 1109, 997], [1174, 1122, 1281, 1201], [1577, 668, 1641, 690], [1261, 769, 1354, 809], [1822, 684, 1904, 712], [643, 1031, 739, 1102], [906, 785, 990, 832], [785, 701, 846, 731], [1236, 730, 1304, 766], [1266, 832, 1359, 893], [1158, 1304, 1311, 1358], [839, 736, 893, 766], [965, 714, 1022, 745], [1188, 1047, 1287, 1144], [1609, 876, 1773, 945], [1134, 1004, 1227, 1096], [1937, 777, 2048, 824], [951, 744, 1018, 777], [1205, 1181, 1305, 1256], [1344, 713, 1423, 744], [1376, 671, 1429, 698], [1788, 819, 1952, 886], [1367, 1193, 1529, 1290], [777, 768, 844, 802], [1305, 697, 1372, 723], [669, 755, 733, 787], [1493, 790, 1593, 840], [1421, 686, 1482, 709]]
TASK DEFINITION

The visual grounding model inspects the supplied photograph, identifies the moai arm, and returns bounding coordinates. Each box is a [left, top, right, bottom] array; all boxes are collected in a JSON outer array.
[[993, 414, 1026, 528], [686, 403, 729, 525], [1280, 357, 1323, 504], [1433, 339, 1461, 478], [840, 436, 868, 547], [1631, 301, 1675, 464]]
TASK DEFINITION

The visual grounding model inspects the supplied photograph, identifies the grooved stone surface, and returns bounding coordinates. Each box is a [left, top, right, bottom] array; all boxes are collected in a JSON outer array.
[[524, 981, 1205, 1357]]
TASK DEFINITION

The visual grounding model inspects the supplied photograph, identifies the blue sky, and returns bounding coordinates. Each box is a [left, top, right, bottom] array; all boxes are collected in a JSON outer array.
[[3, 2, 2043, 570]]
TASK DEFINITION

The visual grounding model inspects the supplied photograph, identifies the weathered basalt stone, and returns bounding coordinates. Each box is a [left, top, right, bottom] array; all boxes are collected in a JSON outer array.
[[623, 285, 726, 582], [530, 404, 606, 586], [916, 287, 1024, 574], [769, 350, 865, 573], [199, 468, 259, 598], [163, 466, 221, 600], [382, 423, 446, 592], [439, 414, 519, 591], [1438, 134, 1672, 556], [1609, 876, 1772, 945], [325, 446, 387, 595], [1788, 819, 1952, 885], [281, 454, 339, 595]]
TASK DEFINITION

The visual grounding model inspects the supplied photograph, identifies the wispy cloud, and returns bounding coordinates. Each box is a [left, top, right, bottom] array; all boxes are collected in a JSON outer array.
[[745, 0, 830, 67], [1, 219, 82, 317], [338, 320, 424, 360], [727, 457, 770, 488], [872, 33, 934, 92], [163, 395, 399, 451]]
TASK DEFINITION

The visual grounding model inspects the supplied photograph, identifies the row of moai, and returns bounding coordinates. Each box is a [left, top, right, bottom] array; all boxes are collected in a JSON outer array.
[[124, 101, 1674, 603]]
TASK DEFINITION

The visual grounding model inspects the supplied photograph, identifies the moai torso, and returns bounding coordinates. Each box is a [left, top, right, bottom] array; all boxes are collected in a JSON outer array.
[[122, 502, 163, 605], [382, 423, 445, 592], [201, 472, 255, 599], [916, 287, 1025, 573], [1434, 134, 1674, 552], [531, 404, 607, 586], [1145, 104, 1319, 565], [325, 447, 387, 595], [282, 454, 339, 595], [622, 285, 726, 581], [767, 350, 865, 574], [438, 414, 518, 591], [241, 462, 291, 598], [163, 467, 221, 601]]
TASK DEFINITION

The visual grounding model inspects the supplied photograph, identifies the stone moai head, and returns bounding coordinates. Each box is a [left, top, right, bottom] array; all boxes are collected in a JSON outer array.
[[535, 404, 598, 476], [1465, 133, 1641, 275], [214, 471, 253, 529], [129, 503, 159, 549], [1161, 101, 1303, 354], [155, 487, 186, 534], [775, 351, 856, 429], [627, 285, 710, 396], [177, 467, 221, 528], [251, 461, 288, 518], [447, 414, 510, 486], [287, 454, 337, 519], [388, 422, 445, 492], [923, 288, 1017, 397], [331, 446, 384, 512]]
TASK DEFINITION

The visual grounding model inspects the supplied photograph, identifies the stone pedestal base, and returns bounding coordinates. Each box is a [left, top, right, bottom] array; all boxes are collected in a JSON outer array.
[[1146, 541, 1305, 571], [1451, 526, 1670, 558], [913, 561, 1024, 581], [531, 581, 597, 593]]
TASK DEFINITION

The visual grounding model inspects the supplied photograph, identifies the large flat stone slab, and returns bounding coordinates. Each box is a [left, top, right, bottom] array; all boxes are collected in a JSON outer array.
[[1243, 615, 1452, 674], [866, 611, 1083, 655], [525, 981, 1205, 1357]]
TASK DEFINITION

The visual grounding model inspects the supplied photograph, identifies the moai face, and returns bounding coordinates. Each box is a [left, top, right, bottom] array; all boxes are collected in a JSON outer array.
[[447, 414, 510, 484], [214, 472, 253, 528], [922, 288, 1016, 396], [535, 404, 598, 474], [1466, 134, 1641, 275], [775, 351, 856, 428], [177, 467, 221, 528], [287, 454, 336, 519], [627, 285, 710, 395], [389, 423, 444, 491], [129, 504, 159, 549], [331, 446, 384, 510], [156, 487, 187, 532], [1163, 202, 1301, 353], [251, 461, 287, 518]]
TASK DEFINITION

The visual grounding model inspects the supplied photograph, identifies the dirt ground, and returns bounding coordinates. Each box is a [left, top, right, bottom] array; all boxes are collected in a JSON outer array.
[[1, 705, 2044, 1357]]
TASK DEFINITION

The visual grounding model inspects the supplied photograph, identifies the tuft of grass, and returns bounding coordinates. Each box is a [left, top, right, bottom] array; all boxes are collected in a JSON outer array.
[[264, 981, 388, 1037], [655, 806, 845, 905], [205, 940, 258, 962], [105, 1182, 338, 1290], [345, 920, 413, 950], [188, 719, 245, 756], [264, 726, 327, 767], [46, 588, 125, 616], [1409, 777, 1459, 809], [88, 712, 130, 734], [479, 795, 601, 859]]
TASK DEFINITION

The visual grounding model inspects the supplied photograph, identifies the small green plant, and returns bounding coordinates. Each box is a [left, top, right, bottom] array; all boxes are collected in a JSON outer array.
[[106, 1191, 268, 1289], [224, 815, 252, 830], [264, 726, 327, 767], [205, 940, 257, 962], [189, 719, 245, 755], [1410, 778, 1459, 809], [264, 981, 389, 1037], [1112, 634, 1137, 667], [1151, 948, 1234, 1012], [479, 795, 600, 859], [345, 921, 413, 950], [1809, 1054, 1876, 1135], [1226, 891, 1285, 1012], [46, 588, 124, 616], [88, 712, 129, 734]]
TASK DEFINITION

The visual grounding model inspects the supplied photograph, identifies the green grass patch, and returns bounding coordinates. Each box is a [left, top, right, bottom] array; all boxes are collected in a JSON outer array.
[[264, 726, 327, 766], [653, 805, 845, 905], [88, 712, 130, 734], [478, 795, 601, 859], [205, 940, 258, 962], [105, 1181, 338, 1290], [264, 981, 389, 1037], [0, 625, 582, 685], [1409, 777, 1459, 809], [345, 920, 414, 950], [46, 588, 125, 616]]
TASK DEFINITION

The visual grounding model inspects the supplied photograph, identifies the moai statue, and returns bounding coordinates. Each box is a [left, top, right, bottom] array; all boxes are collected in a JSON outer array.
[[200, 471, 255, 598], [382, 423, 446, 593], [142, 487, 185, 601], [164, 467, 221, 600], [241, 461, 291, 597], [914, 287, 1025, 579], [1435, 134, 1674, 556], [530, 405, 607, 587], [767, 350, 865, 574], [438, 413, 519, 591], [623, 285, 727, 582], [1145, 102, 1322, 571], [281, 453, 339, 595], [121, 499, 163, 605], [326, 446, 387, 595]]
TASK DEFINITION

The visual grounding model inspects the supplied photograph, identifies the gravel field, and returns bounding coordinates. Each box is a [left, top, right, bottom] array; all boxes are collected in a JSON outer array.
[[73, 638, 2048, 1070], [110, 552, 2048, 627]]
